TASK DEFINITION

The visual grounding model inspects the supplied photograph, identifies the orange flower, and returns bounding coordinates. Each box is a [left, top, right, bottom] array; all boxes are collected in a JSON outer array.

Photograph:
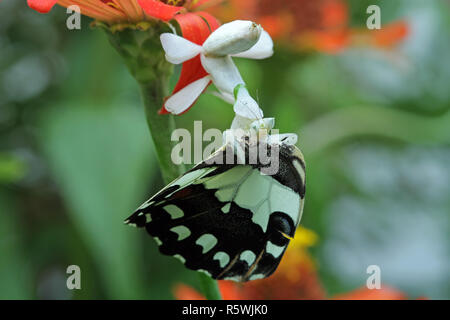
[[174, 284, 207, 300], [174, 227, 427, 300], [159, 12, 220, 114], [332, 285, 430, 300], [28, 1, 221, 113], [174, 281, 244, 300], [27, 0, 215, 23], [208, 0, 409, 54]]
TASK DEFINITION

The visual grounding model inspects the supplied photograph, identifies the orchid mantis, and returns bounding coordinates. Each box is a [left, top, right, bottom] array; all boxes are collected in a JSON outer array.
[[160, 20, 273, 120], [160, 19, 297, 146]]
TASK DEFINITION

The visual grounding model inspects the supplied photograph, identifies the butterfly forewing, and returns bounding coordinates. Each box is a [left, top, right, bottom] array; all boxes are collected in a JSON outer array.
[[125, 142, 306, 281]]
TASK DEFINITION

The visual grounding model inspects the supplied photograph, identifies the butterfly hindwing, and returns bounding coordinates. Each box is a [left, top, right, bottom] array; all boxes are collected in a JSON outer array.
[[125, 142, 306, 281]]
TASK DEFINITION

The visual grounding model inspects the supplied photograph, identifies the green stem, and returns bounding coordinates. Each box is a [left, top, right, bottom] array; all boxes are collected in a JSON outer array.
[[104, 24, 222, 300], [140, 82, 185, 182], [140, 79, 222, 301], [198, 273, 222, 300]]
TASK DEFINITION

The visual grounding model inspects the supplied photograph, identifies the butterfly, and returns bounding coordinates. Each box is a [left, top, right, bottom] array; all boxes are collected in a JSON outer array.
[[125, 123, 305, 282]]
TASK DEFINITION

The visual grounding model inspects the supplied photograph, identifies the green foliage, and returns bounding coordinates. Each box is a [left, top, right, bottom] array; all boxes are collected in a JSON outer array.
[[0, 153, 26, 184], [0, 193, 33, 299], [39, 102, 155, 298], [0, 0, 449, 300]]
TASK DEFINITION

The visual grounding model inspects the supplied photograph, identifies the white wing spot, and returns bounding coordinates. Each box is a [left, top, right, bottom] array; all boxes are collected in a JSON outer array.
[[223, 275, 242, 282], [222, 166, 303, 233], [269, 183, 301, 226], [202, 166, 252, 190], [213, 251, 230, 268], [195, 234, 218, 254], [240, 250, 256, 266], [232, 171, 272, 232], [293, 160, 305, 185], [221, 203, 231, 213], [298, 198, 305, 226], [174, 167, 217, 188], [235, 170, 270, 207], [252, 201, 270, 232], [249, 274, 265, 281], [265, 240, 285, 259], [197, 269, 212, 277], [154, 237, 163, 246], [215, 188, 234, 202], [170, 225, 191, 241], [163, 204, 184, 219], [173, 254, 186, 264]]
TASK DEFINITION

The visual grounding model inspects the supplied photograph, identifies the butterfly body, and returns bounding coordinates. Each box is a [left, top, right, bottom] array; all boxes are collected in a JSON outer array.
[[126, 136, 305, 282]]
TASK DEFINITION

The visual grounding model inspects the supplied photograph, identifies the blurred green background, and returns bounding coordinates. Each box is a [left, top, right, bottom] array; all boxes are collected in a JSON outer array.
[[0, 0, 449, 299]]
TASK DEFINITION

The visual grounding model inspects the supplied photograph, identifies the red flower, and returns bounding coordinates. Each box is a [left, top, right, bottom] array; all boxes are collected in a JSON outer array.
[[333, 286, 408, 300], [160, 11, 220, 114], [27, 0, 214, 22], [27, 0, 221, 114], [175, 282, 424, 301], [208, 0, 409, 54], [333, 285, 428, 300]]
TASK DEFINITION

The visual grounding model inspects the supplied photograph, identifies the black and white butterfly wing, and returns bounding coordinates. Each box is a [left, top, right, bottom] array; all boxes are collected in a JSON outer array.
[[125, 143, 305, 282]]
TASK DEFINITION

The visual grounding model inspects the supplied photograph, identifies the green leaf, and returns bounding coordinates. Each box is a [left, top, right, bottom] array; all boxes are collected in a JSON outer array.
[[39, 102, 156, 299], [0, 153, 27, 184], [0, 192, 33, 299]]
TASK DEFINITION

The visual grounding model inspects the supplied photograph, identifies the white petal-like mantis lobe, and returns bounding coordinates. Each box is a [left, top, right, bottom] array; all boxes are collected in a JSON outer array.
[[164, 76, 211, 114], [233, 86, 263, 119], [231, 114, 255, 130], [203, 20, 262, 57], [250, 117, 275, 131], [201, 54, 244, 94], [213, 90, 235, 104], [160, 33, 203, 65], [233, 30, 274, 60]]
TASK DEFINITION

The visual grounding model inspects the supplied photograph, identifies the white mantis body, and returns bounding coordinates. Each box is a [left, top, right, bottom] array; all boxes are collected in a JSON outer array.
[[160, 20, 273, 120]]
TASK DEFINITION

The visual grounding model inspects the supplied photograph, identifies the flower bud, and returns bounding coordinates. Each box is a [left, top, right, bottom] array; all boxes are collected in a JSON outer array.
[[203, 20, 262, 57]]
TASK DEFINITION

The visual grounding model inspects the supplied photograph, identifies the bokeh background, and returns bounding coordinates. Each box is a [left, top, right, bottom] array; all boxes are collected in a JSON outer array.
[[0, 0, 449, 299]]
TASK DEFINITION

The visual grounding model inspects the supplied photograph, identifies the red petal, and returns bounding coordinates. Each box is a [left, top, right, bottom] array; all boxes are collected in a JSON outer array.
[[27, 0, 58, 13], [372, 21, 409, 47], [195, 11, 221, 31], [218, 281, 245, 300], [333, 285, 408, 300], [137, 0, 185, 21], [321, 0, 348, 28], [160, 12, 220, 114], [173, 284, 205, 300]]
